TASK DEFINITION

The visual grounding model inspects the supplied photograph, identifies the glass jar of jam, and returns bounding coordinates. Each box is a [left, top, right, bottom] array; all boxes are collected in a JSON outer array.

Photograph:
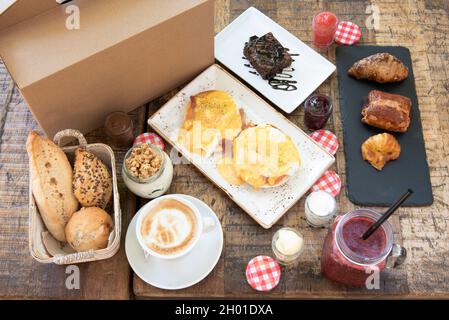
[[312, 11, 338, 49], [105, 111, 134, 148], [321, 209, 406, 287], [304, 94, 333, 130]]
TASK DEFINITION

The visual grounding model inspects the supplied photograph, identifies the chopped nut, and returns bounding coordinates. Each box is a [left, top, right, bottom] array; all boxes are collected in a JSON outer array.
[[125, 144, 162, 180]]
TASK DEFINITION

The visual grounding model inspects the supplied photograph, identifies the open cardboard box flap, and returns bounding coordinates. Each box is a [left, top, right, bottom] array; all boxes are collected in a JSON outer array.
[[0, 0, 58, 30], [0, 0, 214, 137]]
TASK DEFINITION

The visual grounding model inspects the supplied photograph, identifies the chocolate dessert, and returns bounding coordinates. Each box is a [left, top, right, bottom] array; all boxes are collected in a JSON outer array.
[[243, 32, 293, 80]]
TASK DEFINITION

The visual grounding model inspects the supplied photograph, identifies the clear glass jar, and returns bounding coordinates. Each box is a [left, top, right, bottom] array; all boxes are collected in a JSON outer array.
[[305, 190, 337, 227], [272, 227, 304, 266], [105, 111, 134, 148], [312, 11, 339, 49], [321, 209, 405, 287], [304, 94, 333, 131], [122, 144, 173, 199]]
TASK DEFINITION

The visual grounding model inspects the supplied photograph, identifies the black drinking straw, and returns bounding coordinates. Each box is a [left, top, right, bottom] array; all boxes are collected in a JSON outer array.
[[362, 189, 414, 240]]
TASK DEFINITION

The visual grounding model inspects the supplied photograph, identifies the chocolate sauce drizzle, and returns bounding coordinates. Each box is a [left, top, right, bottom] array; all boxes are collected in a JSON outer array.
[[268, 68, 297, 91], [242, 54, 299, 91]]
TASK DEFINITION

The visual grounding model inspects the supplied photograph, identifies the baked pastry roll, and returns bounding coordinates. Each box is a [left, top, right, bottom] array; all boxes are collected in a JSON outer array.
[[361, 133, 401, 170], [65, 207, 113, 252], [348, 53, 408, 83], [73, 148, 112, 209], [362, 90, 412, 133]]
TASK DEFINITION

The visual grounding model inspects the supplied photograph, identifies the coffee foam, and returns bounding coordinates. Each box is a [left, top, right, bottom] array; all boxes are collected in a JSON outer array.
[[141, 199, 197, 255]]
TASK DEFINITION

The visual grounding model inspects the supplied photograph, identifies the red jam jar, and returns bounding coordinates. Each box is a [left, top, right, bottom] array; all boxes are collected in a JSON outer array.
[[304, 94, 333, 130], [321, 209, 405, 287], [312, 12, 338, 49]]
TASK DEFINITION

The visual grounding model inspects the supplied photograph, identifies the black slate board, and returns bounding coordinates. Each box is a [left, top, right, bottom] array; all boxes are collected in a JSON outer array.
[[336, 45, 433, 206]]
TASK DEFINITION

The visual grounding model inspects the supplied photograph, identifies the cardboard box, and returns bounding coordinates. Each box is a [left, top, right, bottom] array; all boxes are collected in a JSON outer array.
[[0, 0, 214, 137]]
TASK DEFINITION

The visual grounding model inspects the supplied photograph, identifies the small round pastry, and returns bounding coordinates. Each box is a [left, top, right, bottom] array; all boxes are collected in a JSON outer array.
[[65, 207, 113, 252]]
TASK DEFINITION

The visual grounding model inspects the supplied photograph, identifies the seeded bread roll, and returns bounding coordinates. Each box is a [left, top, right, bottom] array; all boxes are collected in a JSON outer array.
[[65, 207, 113, 252], [73, 148, 112, 209], [26, 131, 79, 242]]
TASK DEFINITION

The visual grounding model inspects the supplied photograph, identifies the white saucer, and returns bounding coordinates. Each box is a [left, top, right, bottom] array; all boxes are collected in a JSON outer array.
[[125, 194, 224, 290]]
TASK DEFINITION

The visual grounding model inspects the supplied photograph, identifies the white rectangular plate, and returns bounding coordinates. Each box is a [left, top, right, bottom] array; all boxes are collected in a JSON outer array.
[[148, 64, 334, 228], [215, 6, 336, 113]]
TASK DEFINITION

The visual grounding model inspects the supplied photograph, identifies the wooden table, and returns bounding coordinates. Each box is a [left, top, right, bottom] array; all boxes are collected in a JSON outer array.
[[1, 0, 448, 299]]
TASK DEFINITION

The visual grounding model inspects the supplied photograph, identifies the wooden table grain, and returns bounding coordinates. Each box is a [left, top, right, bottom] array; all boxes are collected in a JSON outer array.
[[1, 0, 448, 299]]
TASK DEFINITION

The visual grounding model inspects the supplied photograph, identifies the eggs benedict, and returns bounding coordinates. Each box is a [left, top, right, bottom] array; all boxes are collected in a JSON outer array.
[[218, 124, 301, 189], [178, 90, 243, 157]]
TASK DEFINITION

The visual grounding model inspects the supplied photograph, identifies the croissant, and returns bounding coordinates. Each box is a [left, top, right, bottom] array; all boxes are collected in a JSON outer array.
[[361, 133, 401, 170], [348, 53, 408, 83]]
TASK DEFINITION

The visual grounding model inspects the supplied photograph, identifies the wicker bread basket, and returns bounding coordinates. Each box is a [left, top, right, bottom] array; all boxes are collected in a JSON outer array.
[[29, 129, 121, 264]]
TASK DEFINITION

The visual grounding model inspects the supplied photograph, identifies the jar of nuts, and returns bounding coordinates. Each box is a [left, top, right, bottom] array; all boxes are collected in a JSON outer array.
[[122, 143, 173, 199]]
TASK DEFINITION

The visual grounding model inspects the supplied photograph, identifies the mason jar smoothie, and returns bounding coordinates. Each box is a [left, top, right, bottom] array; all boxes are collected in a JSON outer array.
[[321, 209, 395, 287]]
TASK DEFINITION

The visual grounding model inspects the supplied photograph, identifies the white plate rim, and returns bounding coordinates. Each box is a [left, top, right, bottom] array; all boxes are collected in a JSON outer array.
[[125, 194, 224, 290]]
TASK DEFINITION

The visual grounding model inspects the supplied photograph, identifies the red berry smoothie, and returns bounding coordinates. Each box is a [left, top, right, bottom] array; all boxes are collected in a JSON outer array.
[[321, 209, 393, 287]]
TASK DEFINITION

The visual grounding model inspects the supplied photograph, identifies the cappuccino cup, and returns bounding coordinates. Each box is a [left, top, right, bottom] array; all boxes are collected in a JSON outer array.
[[135, 195, 215, 260]]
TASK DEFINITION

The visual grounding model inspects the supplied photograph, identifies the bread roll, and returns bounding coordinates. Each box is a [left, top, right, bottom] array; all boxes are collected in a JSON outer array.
[[65, 207, 113, 252], [73, 148, 112, 209], [26, 131, 78, 242]]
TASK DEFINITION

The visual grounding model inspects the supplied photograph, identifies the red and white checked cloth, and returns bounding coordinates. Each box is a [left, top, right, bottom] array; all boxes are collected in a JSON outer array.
[[133, 132, 165, 150], [246, 256, 281, 292], [310, 170, 341, 197], [309, 130, 339, 156], [334, 21, 361, 45]]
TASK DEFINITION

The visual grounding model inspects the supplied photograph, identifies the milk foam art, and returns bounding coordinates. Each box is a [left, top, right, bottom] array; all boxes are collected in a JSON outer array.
[[143, 209, 194, 249]]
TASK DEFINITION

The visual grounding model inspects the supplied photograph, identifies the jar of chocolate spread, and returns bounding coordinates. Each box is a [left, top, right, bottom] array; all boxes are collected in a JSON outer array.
[[105, 111, 134, 148], [321, 209, 406, 287]]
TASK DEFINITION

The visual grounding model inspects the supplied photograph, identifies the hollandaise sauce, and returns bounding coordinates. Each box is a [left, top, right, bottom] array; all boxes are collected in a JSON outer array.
[[178, 90, 243, 156], [228, 125, 301, 189]]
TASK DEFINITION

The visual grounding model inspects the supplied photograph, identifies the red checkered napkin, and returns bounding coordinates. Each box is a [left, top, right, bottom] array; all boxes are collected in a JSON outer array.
[[309, 130, 339, 156], [133, 132, 165, 150], [246, 256, 281, 292], [310, 170, 341, 197], [334, 21, 361, 45]]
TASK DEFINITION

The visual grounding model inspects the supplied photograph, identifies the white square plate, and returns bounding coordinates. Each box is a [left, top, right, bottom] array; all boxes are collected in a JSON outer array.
[[215, 7, 336, 113], [148, 64, 334, 228]]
